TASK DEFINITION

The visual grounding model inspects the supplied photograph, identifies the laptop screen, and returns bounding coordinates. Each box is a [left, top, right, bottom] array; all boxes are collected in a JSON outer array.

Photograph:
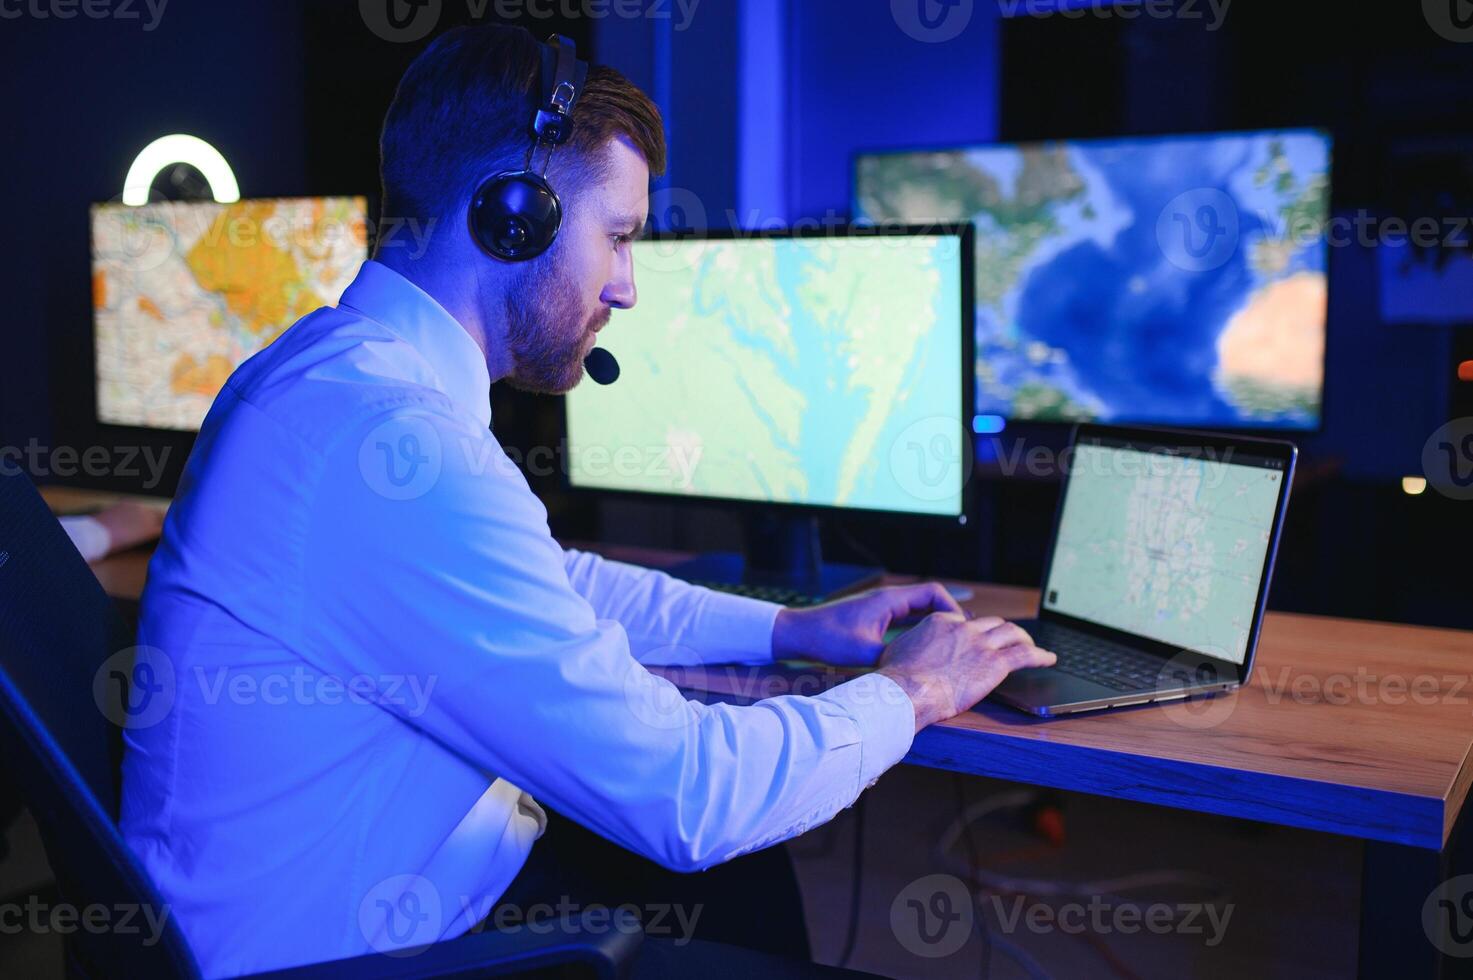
[[1041, 434, 1290, 665]]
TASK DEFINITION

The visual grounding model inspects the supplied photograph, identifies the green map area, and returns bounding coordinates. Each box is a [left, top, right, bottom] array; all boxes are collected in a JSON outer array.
[[565, 236, 965, 516], [1043, 445, 1284, 664]]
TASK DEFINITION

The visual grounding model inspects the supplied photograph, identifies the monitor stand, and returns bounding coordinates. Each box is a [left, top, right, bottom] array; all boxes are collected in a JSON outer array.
[[665, 513, 883, 601]]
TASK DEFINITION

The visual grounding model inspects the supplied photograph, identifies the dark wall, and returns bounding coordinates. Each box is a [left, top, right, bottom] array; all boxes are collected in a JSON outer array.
[[0, 2, 308, 484], [1, 1, 1468, 628]]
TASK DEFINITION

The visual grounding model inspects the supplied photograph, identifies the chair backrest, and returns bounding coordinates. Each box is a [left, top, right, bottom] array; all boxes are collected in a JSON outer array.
[[0, 471, 200, 978]]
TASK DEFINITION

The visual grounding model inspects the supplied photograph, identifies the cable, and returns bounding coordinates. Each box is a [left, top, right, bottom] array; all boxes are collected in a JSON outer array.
[[836, 796, 867, 968]]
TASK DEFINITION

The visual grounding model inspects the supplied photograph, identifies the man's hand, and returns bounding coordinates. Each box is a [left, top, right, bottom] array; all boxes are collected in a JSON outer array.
[[877, 615, 1055, 732], [92, 500, 166, 556], [771, 583, 967, 668]]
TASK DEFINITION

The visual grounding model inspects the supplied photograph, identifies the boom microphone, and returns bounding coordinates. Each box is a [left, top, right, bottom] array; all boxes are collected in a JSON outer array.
[[584, 346, 620, 385]]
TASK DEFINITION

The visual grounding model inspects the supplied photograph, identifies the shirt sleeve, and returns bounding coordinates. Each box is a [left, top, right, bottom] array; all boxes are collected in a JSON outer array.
[[299, 404, 916, 872], [562, 548, 780, 666]]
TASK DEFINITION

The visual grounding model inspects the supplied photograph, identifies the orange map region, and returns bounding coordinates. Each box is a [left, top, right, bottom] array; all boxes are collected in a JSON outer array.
[[93, 270, 107, 310], [170, 353, 234, 397], [138, 296, 165, 321], [185, 201, 326, 336]]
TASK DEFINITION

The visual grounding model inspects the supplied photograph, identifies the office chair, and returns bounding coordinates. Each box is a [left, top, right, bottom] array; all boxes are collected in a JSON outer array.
[[0, 468, 641, 978]]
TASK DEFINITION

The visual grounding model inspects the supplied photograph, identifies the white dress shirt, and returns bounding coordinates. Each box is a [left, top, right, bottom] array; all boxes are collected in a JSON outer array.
[[121, 259, 916, 977]]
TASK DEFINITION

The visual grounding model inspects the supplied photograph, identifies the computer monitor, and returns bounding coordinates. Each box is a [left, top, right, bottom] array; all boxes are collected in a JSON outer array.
[[854, 129, 1331, 430], [564, 226, 974, 595], [91, 196, 368, 430]]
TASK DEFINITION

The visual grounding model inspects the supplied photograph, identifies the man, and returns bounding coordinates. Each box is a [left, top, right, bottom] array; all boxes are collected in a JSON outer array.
[[121, 24, 1054, 978]]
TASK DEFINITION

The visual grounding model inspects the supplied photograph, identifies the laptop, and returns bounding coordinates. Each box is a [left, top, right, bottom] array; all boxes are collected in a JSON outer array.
[[988, 424, 1297, 717]]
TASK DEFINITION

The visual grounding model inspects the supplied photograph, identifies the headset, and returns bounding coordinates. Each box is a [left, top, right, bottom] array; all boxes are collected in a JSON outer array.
[[468, 34, 589, 262]]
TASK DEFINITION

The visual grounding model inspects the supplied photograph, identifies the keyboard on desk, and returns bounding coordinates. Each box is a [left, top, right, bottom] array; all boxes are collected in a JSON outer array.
[[1030, 624, 1196, 694], [692, 580, 824, 608]]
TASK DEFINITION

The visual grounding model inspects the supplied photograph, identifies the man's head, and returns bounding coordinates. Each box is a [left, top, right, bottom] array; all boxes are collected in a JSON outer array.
[[378, 25, 665, 392]]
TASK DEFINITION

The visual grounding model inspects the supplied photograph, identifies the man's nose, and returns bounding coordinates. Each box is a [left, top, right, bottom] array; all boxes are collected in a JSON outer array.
[[602, 277, 636, 310]]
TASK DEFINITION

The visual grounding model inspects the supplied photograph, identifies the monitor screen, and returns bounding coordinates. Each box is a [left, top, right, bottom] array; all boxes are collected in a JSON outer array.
[[91, 196, 368, 430], [1042, 434, 1290, 665], [564, 231, 970, 517], [854, 130, 1331, 430]]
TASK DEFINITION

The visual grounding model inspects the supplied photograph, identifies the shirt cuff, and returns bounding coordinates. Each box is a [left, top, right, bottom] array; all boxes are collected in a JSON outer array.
[[691, 588, 782, 665], [816, 672, 916, 790]]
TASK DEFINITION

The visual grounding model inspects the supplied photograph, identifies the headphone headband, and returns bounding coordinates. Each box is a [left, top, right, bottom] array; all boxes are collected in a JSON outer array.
[[531, 34, 586, 148]]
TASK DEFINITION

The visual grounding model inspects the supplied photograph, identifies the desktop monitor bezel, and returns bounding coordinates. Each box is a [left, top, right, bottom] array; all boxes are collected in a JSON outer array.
[[560, 222, 977, 526], [850, 127, 1334, 436], [1033, 422, 1299, 687]]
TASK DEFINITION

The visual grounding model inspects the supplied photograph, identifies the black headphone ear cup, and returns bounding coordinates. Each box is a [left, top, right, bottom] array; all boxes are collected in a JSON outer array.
[[469, 172, 563, 261]]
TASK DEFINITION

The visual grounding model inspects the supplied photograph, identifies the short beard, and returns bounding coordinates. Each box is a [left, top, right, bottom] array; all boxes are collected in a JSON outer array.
[[502, 248, 607, 395]]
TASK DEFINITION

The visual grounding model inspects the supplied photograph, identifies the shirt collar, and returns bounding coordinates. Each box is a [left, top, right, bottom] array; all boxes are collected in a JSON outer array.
[[337, 259, 493, 429]]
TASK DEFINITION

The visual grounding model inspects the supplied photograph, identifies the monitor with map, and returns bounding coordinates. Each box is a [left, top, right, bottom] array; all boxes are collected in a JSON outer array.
[[91, 196, 368, 430], [564, 228, 972, 519], [854, 129, 1331, 430]]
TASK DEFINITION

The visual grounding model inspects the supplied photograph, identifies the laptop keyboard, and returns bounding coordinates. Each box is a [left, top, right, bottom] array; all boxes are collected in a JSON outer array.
[[1031, 624, 1198, 694]]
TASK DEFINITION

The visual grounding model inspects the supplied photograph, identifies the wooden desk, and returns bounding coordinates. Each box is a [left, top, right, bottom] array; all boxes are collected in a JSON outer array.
[[44, 494, 1473, 975], [588, 544, 1473, 977]]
